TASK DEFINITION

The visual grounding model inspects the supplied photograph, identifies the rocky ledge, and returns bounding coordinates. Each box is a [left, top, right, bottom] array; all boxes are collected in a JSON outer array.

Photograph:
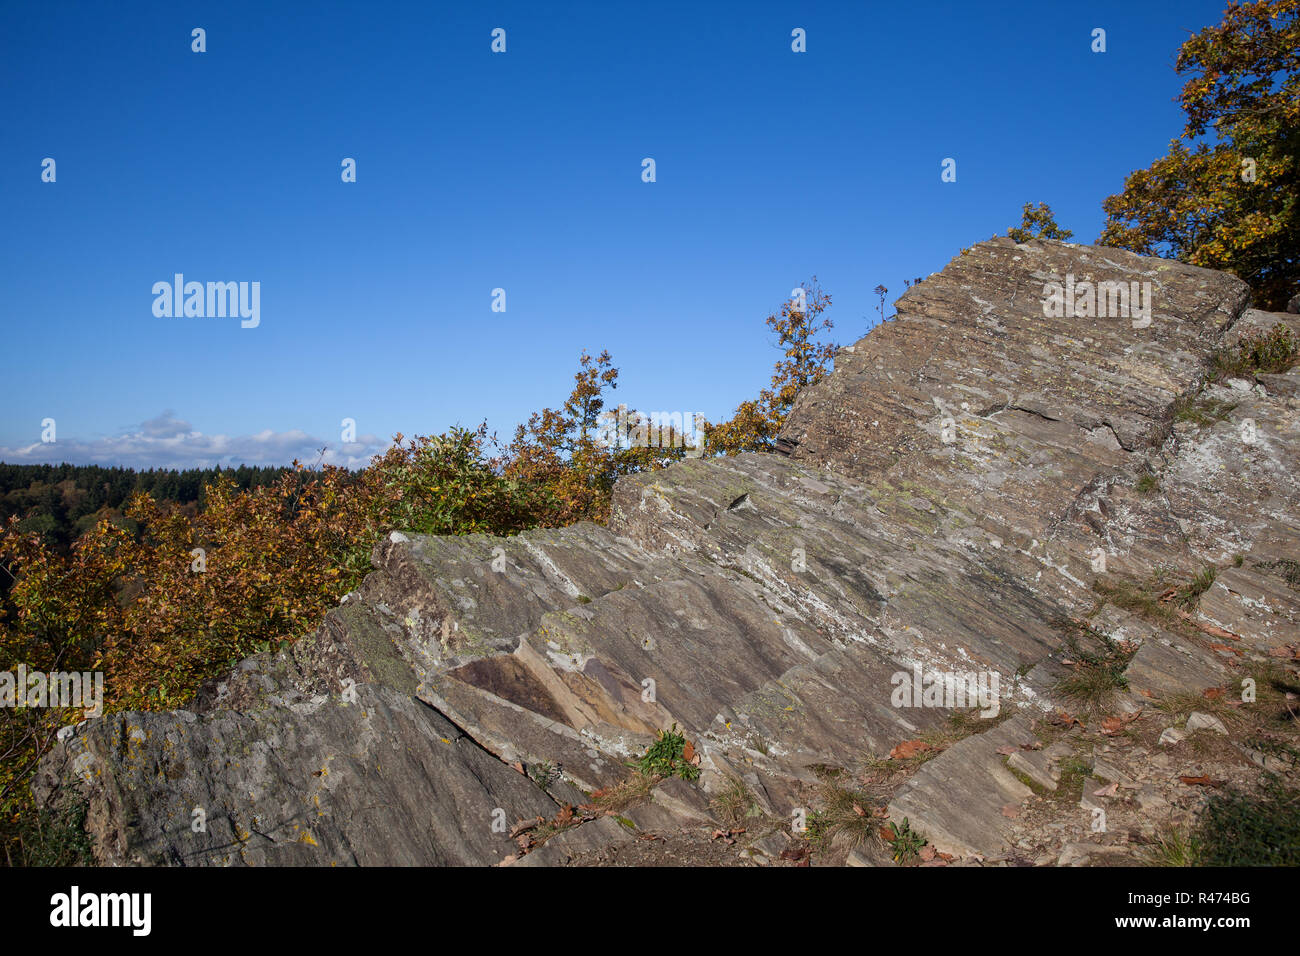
[[34, 239, 1299, 866]]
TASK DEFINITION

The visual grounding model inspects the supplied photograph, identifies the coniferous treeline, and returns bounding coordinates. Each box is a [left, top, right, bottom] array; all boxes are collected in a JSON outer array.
[[0, 462, 290, 552]]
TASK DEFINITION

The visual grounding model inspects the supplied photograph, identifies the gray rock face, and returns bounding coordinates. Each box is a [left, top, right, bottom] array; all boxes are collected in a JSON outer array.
[[33, 631, 561, 866], [35, 239, 1300, 864]]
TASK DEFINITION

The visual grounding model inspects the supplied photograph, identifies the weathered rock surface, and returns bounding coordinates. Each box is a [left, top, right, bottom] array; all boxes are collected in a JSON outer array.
[[35, 238, 1299, 865]]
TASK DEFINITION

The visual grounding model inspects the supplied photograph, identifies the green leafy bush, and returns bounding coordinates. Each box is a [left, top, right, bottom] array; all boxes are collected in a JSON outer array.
[[638, 723, 700, 781]]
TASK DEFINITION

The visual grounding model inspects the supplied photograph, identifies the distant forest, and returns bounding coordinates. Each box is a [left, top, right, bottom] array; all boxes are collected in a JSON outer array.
[[0, 462, 291, 553]]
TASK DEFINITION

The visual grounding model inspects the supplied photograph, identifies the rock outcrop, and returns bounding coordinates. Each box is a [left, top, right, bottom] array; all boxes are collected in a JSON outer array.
[[34, 238, 1300, 865]]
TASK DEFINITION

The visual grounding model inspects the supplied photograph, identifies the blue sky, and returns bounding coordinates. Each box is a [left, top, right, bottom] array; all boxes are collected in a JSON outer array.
[[0, 0, 1229, 469]]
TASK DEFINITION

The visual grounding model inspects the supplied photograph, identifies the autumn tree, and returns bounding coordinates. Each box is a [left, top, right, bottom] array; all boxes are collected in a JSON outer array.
[[1098, 0, 1299, 309], [1007, 202, 1074, 243], [501, 350, 620, 525], [500, 350, 697, 525], [707, 279, 837, 455]]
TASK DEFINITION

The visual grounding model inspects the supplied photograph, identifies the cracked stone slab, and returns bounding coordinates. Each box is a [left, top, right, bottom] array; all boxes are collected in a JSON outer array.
[[887, 714, 1040, 858]]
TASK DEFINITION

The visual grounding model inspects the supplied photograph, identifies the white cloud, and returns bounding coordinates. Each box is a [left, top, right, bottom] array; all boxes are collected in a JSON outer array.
[[138, 409, 193, 439], [0, 413, 389, 470]]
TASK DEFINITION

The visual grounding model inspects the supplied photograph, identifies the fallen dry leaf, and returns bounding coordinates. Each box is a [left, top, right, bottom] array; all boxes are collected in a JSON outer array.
[[1094, 782, 1119, 797], [919, 845, 937, 862], [1100, 710, 1142, 736], [1001, 805, 1020, 819], [890, 739, 933, 760], [1203, 686, 1226, 699], [1202, 624, 1241, 641], [1179, 775, 1220, 787]]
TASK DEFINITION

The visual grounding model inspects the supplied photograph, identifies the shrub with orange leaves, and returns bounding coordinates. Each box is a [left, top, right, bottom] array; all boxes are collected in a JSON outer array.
[[706, 279, 837, 455]]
